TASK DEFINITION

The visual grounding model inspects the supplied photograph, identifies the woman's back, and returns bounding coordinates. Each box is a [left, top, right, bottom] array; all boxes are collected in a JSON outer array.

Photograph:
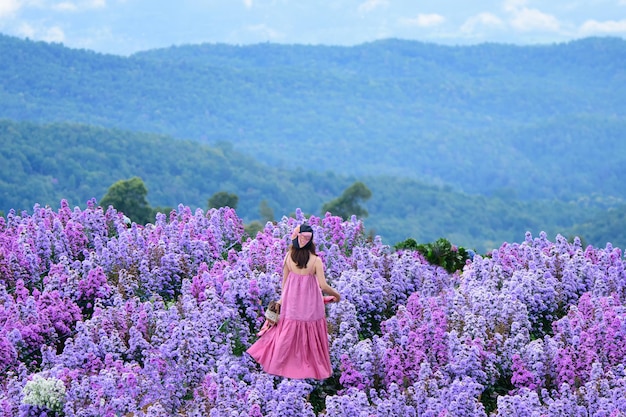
[[285, 253, 318, 276], [282, 254, 324, 322]]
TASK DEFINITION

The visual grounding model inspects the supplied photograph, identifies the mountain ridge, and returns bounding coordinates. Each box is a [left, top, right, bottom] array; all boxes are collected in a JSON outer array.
[[0, 118, 614, 252], [1, 33, 625, 250], [1, 34, 624, 203]]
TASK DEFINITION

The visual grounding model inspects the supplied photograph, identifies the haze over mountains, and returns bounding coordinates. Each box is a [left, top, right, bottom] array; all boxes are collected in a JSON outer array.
[[2, 0, 625, 55], [1, 34, 625, 251]]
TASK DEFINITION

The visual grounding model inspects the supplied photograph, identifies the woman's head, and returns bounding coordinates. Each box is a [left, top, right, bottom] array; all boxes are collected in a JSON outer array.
[[290, 224, 316, 267], [291, 224, 313, 249]]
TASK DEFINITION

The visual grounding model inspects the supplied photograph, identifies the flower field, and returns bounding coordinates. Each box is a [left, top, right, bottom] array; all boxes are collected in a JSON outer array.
[[1, 200, 626, 416]]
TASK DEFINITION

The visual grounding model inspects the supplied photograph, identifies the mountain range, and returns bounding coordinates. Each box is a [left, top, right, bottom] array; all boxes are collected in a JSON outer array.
[[1, 33, 625, 252]]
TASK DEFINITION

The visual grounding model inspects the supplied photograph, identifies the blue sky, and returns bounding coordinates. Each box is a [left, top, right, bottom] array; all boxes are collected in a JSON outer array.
[[1, 0, 625, 55]]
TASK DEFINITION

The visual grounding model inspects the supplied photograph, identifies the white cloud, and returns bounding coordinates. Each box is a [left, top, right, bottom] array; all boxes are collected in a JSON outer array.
[[0, 0, 22, 18], [461, 12, 504, 34], [43, 25, 65, 41], [358, 0, 389, 14], [17, 21, 65, 42], [503, 1, 560, 32], [52, 0, 105, 11], [581, 19, 626, 34], [511, 8, 560, 31], [246, 23, 282, 41], [53, 2, 78, 11], [17, 21, 35, 37], [504, 0, 528, 13], [243, 0, 253, 8], [399, 13, 446, 28]]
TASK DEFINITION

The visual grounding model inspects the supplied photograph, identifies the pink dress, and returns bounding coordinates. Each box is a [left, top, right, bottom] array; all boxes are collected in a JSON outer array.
[[246, 262, 332, 380]]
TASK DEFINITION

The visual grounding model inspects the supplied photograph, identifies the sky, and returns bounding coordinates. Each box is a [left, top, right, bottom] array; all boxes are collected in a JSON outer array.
[[0, 0, 625, 55]]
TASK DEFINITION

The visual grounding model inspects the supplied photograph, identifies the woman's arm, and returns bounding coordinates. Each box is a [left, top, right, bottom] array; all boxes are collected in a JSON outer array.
[[314, 257, 341, 301], [278, 254, 289, 305], [282, 261, 289, 291]]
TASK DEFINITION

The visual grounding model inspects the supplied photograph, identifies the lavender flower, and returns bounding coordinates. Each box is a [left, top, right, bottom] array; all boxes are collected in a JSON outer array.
[[3, 204, 626, 416]]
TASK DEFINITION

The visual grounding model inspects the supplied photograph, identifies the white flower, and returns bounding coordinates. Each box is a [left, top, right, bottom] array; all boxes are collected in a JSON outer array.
[[21, 374, 66, 412]]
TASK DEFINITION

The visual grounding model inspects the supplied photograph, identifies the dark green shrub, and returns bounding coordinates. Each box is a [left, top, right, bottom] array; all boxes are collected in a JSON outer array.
[[395, 237, 473, 273]]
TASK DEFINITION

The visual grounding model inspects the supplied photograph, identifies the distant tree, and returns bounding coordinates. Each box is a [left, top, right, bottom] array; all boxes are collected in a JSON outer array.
[[100, 177, 153, 225], [208, 191, 239, 210], [244, 220, 264, 238], [322, 181, 372, 220], [566, 234, 588, 249], [570, 204, 626, 250], [395, 237, 472, 273], [259, 199, 275, 223], [151, 206, 174, 219]]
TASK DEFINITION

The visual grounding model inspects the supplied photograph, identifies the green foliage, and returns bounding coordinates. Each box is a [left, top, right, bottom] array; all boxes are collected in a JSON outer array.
[[151, 205, 174, 219], [1, 35, 626, 252], [100, 177, 153, 224], [1, 35, 625, 205], [394, 238, 419, 251], [244, 221, 265, 239], [208, 191, 239, 210], [395, 237, 472, 273], [0, 119, 622, 253], [0, 119, 336, 224], [322, 181, 372, 220], [480, 373, 515, 415], [218, 319, 247, 357], [259, 199, 274, 223], [570, 204, 626, 249]]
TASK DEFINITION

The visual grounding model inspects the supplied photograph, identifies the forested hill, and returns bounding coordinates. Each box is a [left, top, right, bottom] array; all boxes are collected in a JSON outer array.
[[2, 119, 617, 253], [1, 34, 625, 203]]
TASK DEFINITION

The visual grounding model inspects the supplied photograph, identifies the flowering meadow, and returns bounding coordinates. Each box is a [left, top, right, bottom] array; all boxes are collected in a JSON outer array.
[[2, 200, 626, 416]]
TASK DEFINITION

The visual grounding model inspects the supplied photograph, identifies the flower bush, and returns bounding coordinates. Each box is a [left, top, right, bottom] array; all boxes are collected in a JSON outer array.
[[1, 201, 626, 416]]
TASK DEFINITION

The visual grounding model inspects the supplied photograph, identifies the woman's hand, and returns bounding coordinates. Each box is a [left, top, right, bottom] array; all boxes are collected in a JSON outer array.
[[323, 295, 340, 304]]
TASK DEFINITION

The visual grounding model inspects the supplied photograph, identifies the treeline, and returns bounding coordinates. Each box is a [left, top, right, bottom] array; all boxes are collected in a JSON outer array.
[[98, 177, 372, 239], [0, 119, 345, 222], [1, 35, 625, 203], [2, 119, 622, 252]]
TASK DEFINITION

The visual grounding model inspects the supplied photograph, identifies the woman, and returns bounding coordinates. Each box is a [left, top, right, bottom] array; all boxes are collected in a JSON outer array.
[[246, 224, 341, 380]]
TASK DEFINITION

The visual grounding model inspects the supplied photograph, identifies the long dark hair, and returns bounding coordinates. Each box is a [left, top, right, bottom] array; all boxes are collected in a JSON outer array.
[[290, 242, 317, 268]]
